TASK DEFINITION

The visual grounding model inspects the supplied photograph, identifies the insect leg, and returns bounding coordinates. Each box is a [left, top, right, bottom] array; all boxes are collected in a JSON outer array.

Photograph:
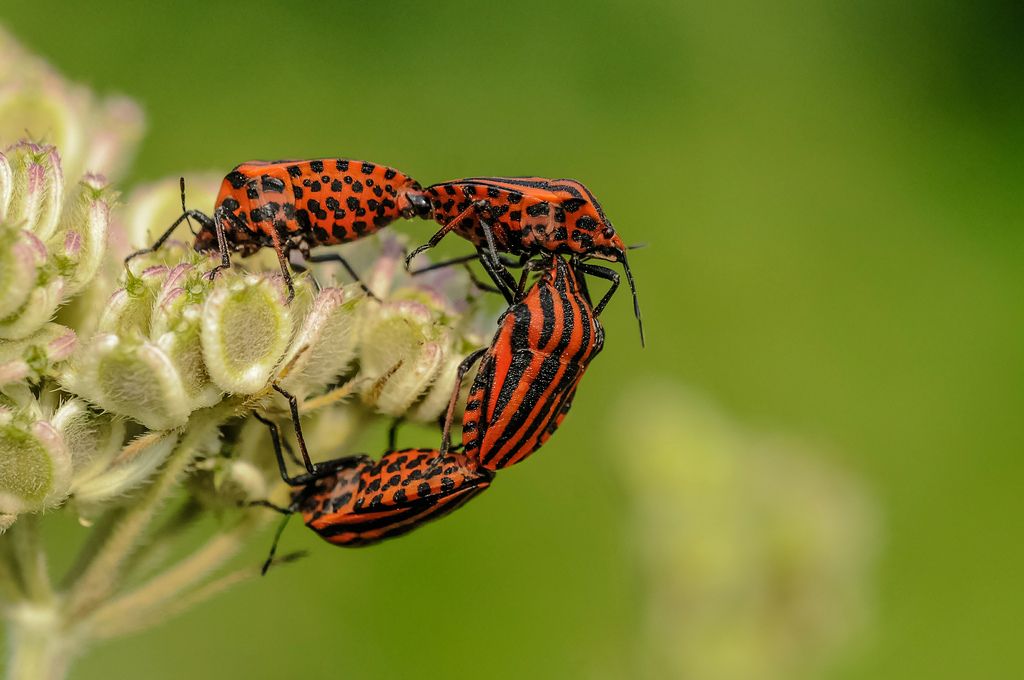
[[271, 383, 316, 477], [124, 209, 214, 264], [439, 347, 488, 459], [303, 252, 380, 301], [204, 208, 235, 280], [403, 202, 480, 270], [572, 261, 620, 317], [253, 412, 308, 487]]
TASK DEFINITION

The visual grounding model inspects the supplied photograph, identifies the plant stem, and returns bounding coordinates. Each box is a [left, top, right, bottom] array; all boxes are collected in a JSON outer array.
[[5, 603, 74, 680]]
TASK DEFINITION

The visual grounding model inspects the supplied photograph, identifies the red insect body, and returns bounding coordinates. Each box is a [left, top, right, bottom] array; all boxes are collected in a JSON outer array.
[[414, 176, 643, 344], [290, 448, 492, 548], [195, 159, 430, 256], [445, 255, 604, 470]]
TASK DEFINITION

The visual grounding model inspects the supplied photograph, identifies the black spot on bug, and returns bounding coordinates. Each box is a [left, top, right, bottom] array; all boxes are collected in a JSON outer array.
[[509, 210, 522, 222], [352, 220, 368, 234], [553, 226, 568, 240], [309, 160, 324, 173], [462, 185, 475, 197], [392, 488, 407, 504], [571, 230, 594, 249], [292, 186, 303, 200], [261, 176, 286, 193], [368, 493, 383, 509], [325, 197, 340, 211], [246, 185, 259, 200], [417, 482, 431, 498], [355, 207, 366, 217], [576, 215, 598, 231], [332, 491, 352, 510], [226, 171, 247, 189], [554, 208, 566, 223], [603, 226, 615, 237], [444, 185, 457, 196], [320, 175, 330, 184], [440, 477, 455, 493], [360, 161, 375, 175], [331, 179, 343, 192], [562, 198, 587, 213], [346, 197, 360, 211], [365, 478, 381, 493], [382, 198, 396, 210], [282, 203, 296, 219], [507, 191, 523, 204], [306, 198, 321, 214], [336, 159, 349, 172], [313, 226, 329, 242], [373, 215, 390, 227], [365, 178, 374, 187], [332, 223, 348, 240], [221, 197, 240, 211], [527, 201, 550, 217], [295, 209, 312, 230], [352, 181, 363, 193], [287, 165, 302, 178], [385, 474, 401, 489], [373, 185, 384, 197], [367, 199, 379, 211], [333, 209, 346, 220], [487, 187, 500, 198], [384, 168, 397, 180], [309, 181, 322, 193], [343, 175, 353, 184]]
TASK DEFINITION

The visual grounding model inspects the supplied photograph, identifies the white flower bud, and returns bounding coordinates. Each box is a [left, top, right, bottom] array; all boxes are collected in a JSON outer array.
[[2, 141, 64, 241], [201, 274, 291, 395], [50, 174, 113, 296], [0, 323, 76, 385], [358, 300, 450, 417], [0, 419, 71, 514], [277, 287, 362, 399], [96, 266, 167, 338], [50, 398, 124, 477], [62, 334, 191, 430]]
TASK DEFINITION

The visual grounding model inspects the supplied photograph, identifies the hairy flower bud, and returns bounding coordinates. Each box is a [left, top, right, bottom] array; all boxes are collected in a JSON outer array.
[[3, 142, 63, 241], [276, 287, 362, 399], [0, 323, 76, 385], [201, 274, 292, 395], [358, 299, 451, 417], [0, 418, 71, 514], [62, 334, 192, 430]]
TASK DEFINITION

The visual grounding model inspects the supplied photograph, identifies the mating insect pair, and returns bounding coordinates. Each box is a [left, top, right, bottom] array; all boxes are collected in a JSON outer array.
[[125, 158, 643, 343], [252, 254, 605, 568]]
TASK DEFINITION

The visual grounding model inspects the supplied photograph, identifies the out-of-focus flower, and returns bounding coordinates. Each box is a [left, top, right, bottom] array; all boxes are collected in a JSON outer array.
[[611, 383, 879, 680]]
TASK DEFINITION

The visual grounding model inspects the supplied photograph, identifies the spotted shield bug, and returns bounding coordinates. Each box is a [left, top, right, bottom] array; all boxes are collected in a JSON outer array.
[[438, 254, 605, 470], [127, 159, 431, 299], [253, 415, 491, 572], [405, 176, 643, 345]]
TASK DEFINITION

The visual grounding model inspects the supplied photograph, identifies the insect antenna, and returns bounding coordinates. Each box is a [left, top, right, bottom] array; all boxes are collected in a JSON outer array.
[[620, 252, 645, 347]]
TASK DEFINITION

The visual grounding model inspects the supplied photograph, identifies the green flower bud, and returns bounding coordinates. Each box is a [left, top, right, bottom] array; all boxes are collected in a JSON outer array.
[[358, 300, 451, 417], [0, 276, 65, 341], [96, 265, 167, 338], [201, 274, 291, 395], [2, 141, 64, 241], [49, 398, 125, 478], [50, 174, 113, 296], [277, 287, 362, 399], [62, 334, 191, 430], [0, 227, 45, 322], [0, 323, 76, 385], [0, 419, 71, 514]]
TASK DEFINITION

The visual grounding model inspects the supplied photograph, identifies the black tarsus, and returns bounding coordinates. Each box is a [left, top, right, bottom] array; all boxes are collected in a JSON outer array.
[[123, 209, 214, 265], [619, 252, 644, 347]]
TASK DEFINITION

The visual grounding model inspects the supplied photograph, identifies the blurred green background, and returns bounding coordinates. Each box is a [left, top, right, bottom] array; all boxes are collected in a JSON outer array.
[[3, 1, 1022, 678]]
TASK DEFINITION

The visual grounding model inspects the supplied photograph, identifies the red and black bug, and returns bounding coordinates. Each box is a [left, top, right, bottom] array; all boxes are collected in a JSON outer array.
[[405, 176, 643, 345], [252, 414, 491, 572], [126, 159, 431, 299], [438, 253, 605, 470]]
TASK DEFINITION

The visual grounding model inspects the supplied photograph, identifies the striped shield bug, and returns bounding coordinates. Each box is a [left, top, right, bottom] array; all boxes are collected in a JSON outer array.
[[126, 159, 431, 300], [438, 253, 605, 470], [405, 176, 643, 345], [252, 414, 492, 572]]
